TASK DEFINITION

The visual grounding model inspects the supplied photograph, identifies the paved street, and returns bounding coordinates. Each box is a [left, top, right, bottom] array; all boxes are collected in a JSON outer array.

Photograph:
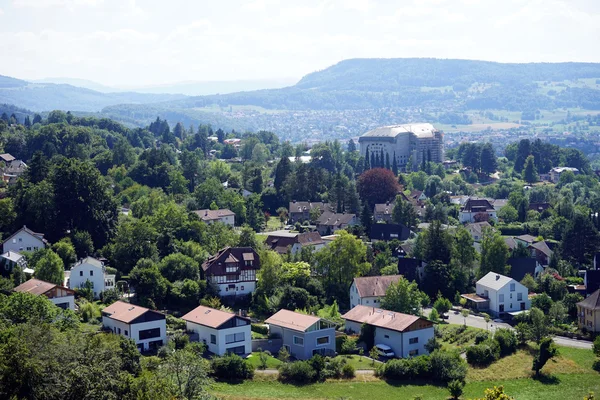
[[424, 308, 592, 350]]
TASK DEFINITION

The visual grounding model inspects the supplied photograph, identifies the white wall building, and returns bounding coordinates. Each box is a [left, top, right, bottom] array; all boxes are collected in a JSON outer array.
[[67, 257, 116, 299], [342, 305, 434, 358], [459, 198, 497, 223], [102, 301, 167, 352], [193, 209, 235, 227], [182, 305, 251, 356], [2, 226, 48, 253], [473, 272, 530, 317], [13, 278, 76, 310], [202, 247, 260, 297], [349, 275, 403, 309]]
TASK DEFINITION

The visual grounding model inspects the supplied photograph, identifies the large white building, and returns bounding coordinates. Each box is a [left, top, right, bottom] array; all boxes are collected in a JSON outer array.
[[342, 305, 435, 358], [2, 226, 48, 253], [358, 124, 443, 170], [462, 272, 530, 317], [67, 257, 116, 299], [182, 305, 252, 356], [349, 275, 403, 309], [13, 278, 76, 310]]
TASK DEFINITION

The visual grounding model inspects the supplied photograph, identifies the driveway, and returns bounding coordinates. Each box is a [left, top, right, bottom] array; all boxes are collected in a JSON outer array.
[[424, 308, 592, 349]]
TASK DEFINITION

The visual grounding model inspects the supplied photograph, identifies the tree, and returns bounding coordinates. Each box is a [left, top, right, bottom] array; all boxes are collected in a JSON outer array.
[[561, 212, 600, 267], [34, 249, 65, 285], [369, 346, 379, 365], [357, 168, 400, 207], [522, 155, 538, 184], [480, 143, 498, 176], [105, 218, 159, 275], [380, 278, 426, 315], [454, 227, 476, 271], [392, 152, 399, 176], [448, 379, 465, 400], [163, 347, 213, 399], [52, 238, 77, 267], [497, 205, 518, 223], [422, 221, 453, 265], [532, 337, 558, 376], [238, 225, 260, 249], [479, 229, 509, 277], [473, 386, 515, 400], [529, 307, 548, 343], [434, 297, 452, 316], [593, 335, 600, 356], [159, 253, 199, 282], [429, 307, 440, 322], [274, 156, 292, 193], [129, 259, 169, 308], [461, 309, 469, 327]]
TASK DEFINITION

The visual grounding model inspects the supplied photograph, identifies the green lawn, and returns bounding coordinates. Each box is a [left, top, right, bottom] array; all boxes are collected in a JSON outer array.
[[335, 355, 382, 370], [245, 352, 283, 370]]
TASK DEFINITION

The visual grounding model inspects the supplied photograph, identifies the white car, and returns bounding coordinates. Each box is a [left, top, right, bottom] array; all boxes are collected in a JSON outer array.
[[375, 344, 395, 359]]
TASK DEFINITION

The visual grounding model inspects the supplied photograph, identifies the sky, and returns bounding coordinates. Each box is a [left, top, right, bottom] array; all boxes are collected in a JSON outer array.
[[0, 0, 598, 87]]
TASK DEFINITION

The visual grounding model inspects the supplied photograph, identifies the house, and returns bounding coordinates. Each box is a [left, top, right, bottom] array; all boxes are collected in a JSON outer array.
[[264, 231, 325, 255], [577, 289, 600, 332], [350, 275, 403, 309], [514, 234, 538, 247], [193, 209, 235, 227], [67, 257, 116, 299], [504, 237, 518, 253], [102, 301, 167, 352], [0, 153, 27, 184], [202, 247, 260, 297], [410, 190, 427, 202], [465, 221, 493, 242], [529, 241, 554, 266], [265, 309, 336, 360], [342, 305, 434, 358], [288, 201, 331, 224], [315, 212, 357, 236], [508, 258, 544, 282], [182, 305, 251, 356], [397, 258, 426, 282], [549, 167, 579, 183], [13, 278, 76, 310], [0, 250, 27, 275], [462, 272, 530, 317], [459, 198, 497, 223], [2, 225, 48, 253], [529, 202, 551, 213], [370, 223, 411, 242], [373, 202, 394, 222]]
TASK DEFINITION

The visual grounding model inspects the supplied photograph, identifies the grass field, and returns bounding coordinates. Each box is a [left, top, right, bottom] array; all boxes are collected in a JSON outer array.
[[245, 352, 283, 370], [336, 355, 382, 370]]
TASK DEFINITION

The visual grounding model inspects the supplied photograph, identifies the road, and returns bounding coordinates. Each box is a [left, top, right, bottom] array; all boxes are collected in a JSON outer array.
[[424, 308, 592, 350]]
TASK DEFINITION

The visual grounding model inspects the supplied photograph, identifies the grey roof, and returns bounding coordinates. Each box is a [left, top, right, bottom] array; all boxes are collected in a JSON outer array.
[[360, 123, 437, 140], [73, 256, 103, 269], [515, 234, 537, 244], [551, 167, 579, 173], [316, 212, 355, 226], [530, 241, 553, 257], [466, 221, 492, 236], [577, 288, 600, 310], [374, 202, 395, 215], [1, 250, 25, 263], [288, 201, 330, 214], [462, 198, 494, 212], [477, 272, 515, 291], [0, 153, 15, 162], [353, 275, 403, 298]]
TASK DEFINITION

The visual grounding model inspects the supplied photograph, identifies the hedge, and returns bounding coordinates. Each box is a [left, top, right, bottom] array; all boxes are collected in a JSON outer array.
[[251, 324, 269, 335]]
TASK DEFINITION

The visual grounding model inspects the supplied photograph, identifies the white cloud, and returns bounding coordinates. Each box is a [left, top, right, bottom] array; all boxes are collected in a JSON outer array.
[[0, 8, 4, 15]]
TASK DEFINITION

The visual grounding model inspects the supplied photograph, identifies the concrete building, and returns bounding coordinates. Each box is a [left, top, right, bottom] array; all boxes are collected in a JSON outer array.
[[459, 198, 497, 223], [67, 257, 116, 299], [265, 309, 336, 360], [350, 275, 403, 309], [182, 305, 251, 356], [2, 226, 48, 253], [342, 305, 434, 358], [102, 301, 167, 352], [462, 272, 530, 317], [13, 278, 76, 310], [577, 289, 600, 332], [358, 123, 443, 170]]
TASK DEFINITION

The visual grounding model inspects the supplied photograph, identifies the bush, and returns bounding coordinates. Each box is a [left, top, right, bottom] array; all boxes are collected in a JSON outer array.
[[340, 337, 358, 354], [251, 323, 269, 335], [593, 359, 600, 372], [448, 379, 465, 400], [474, 331, 490, 345], [429, 350, 468, 383], [494, 328, 517, 356], [211, 353, 254, 381], [172, 333, 189, 350], [593, 336, 600, 356], [466, 341, 499, 366], [323, 357, 345, 379], [342, 363, 356, 379], [376, 355, 431, 380], [278, 361, 317, 384]]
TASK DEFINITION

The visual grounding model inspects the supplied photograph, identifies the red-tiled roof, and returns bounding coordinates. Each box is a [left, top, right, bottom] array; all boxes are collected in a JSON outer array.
[[182, 305, 247, 328], [265, 309, 321, 332], [102, 301, 159, 324], [342, 305, 428, 333], [353, 275, 403, 298], [13, 278, 60, 296]]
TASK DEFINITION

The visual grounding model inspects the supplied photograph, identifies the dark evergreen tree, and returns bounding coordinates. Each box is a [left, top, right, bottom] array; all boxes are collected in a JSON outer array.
[[0, 113, 8, 122], [392, 152, 398, 176], [348, 139, 357, 152], [24, 115, 31, 128], [274, 156, 292, 192], [364, 146, 371, 169], [216, 128, 225, 143], [385, 152, 391, 170], [480, 143, 498, 176], [33, 114, 42, 124], [361, 202, 372, 236]]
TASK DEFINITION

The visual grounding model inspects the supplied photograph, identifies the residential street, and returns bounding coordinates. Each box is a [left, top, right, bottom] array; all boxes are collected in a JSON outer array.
[[424, 308, 593, 350]]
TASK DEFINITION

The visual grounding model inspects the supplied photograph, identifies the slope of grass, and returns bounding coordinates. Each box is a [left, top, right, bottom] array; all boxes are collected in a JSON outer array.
[[245, 352, 283, 370]]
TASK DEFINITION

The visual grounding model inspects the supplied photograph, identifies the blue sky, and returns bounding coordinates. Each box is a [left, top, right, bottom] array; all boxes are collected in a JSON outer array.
[[0, 0, 598, 86]]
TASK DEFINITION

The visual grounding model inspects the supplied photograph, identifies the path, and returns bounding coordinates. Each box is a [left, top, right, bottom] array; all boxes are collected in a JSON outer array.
[[255, 369, 375, 375]]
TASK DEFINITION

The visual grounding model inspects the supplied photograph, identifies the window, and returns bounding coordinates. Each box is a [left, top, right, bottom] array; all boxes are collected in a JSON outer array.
[[510, 283, 515, 292], [80, 271, 83, 276], [316, 336, 329, 346], [293, 336, 304, 346], [90, 270, 93, 276], [517, 293, 523, 301], [125, 330, 128, 336], [409, 337, 419, 344], [409, 349, 419, 356], [18, 238, 22, 242], [27, 247, 31, 251], [139, 328, 161, 340], [384, 334, 389, 339], [225, 332, 245, 344], [241, 286, 244, 291], [210, 334, 216, 344], [499, 294, 504, 302], [118, 328, 121, 334]]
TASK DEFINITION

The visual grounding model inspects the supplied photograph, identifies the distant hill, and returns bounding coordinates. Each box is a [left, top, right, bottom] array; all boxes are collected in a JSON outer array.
[[32, 77, 116, 93], [120, 78, 297, 96]]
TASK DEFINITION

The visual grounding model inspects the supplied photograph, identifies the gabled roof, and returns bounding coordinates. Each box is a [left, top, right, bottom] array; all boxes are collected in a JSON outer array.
[[288, 201, 330, 213], [72, 256, 103, 270], [374, 202, 395, 215], [578, 289, 600, 310], [193, 209, 235, 221], [529, 202, 551, 212], [316, 211, 356, 226], [202, 247, 259, 272], [264, 231, 324, 254], [504, 237, 518, 250], [529, 240, 553, 257], [265, 309, 321, 332], [369, 223, 411, 241], [0, 153, 15, 162], [466, 221, 492, 236], [182, 305, 248, 329], [1, 250, 25, 263], [477, 272, 515, 291], [353, 275, 403, 298], [13, 278, 73, 296], [102, 300, 162, 324], [515, 234, 537, 244], [342, 305, 431, 333], [2, 225, 48, 246], [461, 198, 494, 213], [508, 258, 538, 282]]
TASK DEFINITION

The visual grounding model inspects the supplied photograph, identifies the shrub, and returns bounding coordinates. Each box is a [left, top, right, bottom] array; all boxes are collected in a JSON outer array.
[[376, 356, 431, 380], [323, 356, 345, 379], [211, 353, 254, 381], [251, 323, 269, 335], [474, 331, 490, 345], [593, 336, 600, 356], [278, 361, 317, 384], [172, 333, 189, 350], [340, 337, 358, 354], [448, 379, 465, 400], [342, 363, 356, 379], [278, 346, 290, 362], [593, 359, 600, 373], [429, 350, 467, 383], [494, 328, 517, 356], [466, 341, 500, 366]]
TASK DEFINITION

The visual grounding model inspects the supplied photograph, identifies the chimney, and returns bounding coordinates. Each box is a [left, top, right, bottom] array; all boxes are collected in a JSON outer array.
[[496, 274, 500, 280], [238, 309, 242, 316], [205, 210, 208, 216]]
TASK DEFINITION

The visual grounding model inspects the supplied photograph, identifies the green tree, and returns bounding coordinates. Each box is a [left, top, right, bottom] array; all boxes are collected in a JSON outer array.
[[522, 155, 538, 184], [129, 259, 169, 308], [105, 218, 159, 275], [238, 225, 260, 249], [480, 143, 498, 176], [434, 297, 452, 315], [479, 228, 509, 277], [448, 379, 465, 400], [162, 347, 213, 399], [454, 227, 476, 271], [159, 253, 199, 282], [561, 212, 600, 267], [380, 278, 426, 315], [34, 249, 65, 285], [529, 307, 548, 343], [52, 238, 77, 267], [532, 337, 558, 376]]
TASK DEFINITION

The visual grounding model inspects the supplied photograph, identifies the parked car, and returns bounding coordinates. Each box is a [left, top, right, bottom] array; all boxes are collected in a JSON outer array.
[[375, 344, 395, 359]]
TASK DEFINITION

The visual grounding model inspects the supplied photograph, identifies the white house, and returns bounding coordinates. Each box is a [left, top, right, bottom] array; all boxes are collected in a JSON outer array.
[[67, 257, 116, 299], [13, 278, 76, 310], [202, 247, 260, 297], [1, 250, 27, 274], [549, 167, 579, 183], [102, 301, 167, 352], [342, 305, 434, 358], [264, 231, 326, 255], [182, 305, 251, 356], [459, 199, 497, 223], [2, 225, 48, 253], [465, 221, 494, 242], [193, 209, 235, 227], [349, 275, 403, 309], [463, 272, 530, 317]]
